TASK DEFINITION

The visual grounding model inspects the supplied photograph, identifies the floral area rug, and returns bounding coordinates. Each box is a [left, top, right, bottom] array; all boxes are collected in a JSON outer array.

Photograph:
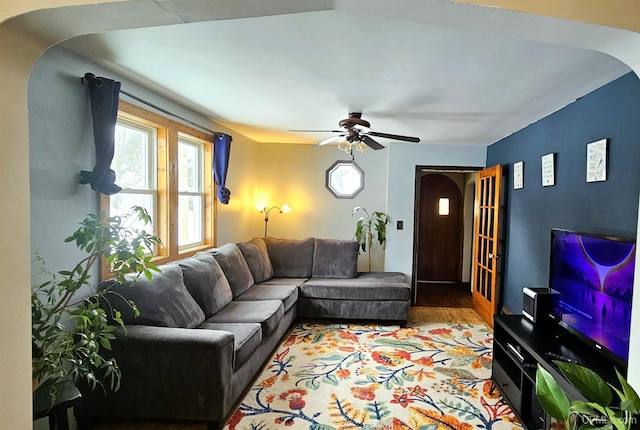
[[224, 322, 523, 430]]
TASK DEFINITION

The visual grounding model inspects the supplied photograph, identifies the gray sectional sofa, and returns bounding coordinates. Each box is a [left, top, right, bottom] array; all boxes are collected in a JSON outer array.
[[76, 237, 410, 430]]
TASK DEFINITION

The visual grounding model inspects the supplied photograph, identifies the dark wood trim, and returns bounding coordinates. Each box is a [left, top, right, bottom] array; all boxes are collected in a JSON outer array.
[[411, 165, 483, 305]]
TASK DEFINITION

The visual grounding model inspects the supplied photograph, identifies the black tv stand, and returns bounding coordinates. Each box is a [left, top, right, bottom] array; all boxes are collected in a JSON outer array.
[[543, 351, 578, 364], [492, 314, 619, 430], [553, 330, 570, 340]]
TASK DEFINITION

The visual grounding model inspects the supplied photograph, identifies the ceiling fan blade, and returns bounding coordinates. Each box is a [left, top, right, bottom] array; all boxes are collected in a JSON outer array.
[[312, 134, 347, 147], [368, 131, 421, 143], [361, 135, 385, 150], [289, 129, 342, 133]]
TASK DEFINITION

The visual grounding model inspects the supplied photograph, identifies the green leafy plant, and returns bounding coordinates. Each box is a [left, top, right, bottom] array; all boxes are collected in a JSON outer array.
[[31, 206, 161, 401], [352, 206, 389, 271], [536, 361, 640, 430]]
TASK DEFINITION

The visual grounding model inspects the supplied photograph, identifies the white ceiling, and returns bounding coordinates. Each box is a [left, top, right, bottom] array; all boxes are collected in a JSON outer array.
[[61, 4, 631, 148]]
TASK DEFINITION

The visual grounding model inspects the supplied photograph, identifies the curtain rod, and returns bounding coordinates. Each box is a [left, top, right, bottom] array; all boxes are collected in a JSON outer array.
[[81, 72, 219, 136]]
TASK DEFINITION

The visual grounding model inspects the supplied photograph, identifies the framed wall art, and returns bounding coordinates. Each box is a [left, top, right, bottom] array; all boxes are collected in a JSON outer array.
[[513, 161, 524, 189], [586, 138, 608, 183], [541, 153, 555, 187]]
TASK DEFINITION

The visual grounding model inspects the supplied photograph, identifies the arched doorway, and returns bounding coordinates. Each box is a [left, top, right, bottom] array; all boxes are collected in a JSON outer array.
[[416, 173, 463, 284]]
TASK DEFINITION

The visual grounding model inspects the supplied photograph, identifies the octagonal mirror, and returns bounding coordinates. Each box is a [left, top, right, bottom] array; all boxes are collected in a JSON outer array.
[[325, 160, 364, 199]]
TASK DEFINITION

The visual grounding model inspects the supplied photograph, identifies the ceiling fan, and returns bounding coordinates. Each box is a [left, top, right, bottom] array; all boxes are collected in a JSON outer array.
[[291, 112, 420, 153]]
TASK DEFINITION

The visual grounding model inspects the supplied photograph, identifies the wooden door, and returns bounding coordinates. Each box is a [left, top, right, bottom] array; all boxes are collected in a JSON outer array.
[[472, 165, 503, 327], [417, 174, 463, 283]]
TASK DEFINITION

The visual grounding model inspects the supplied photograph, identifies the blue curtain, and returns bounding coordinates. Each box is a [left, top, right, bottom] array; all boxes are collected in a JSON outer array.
[[79, 73, 122, 195], [214, 133, 232, 204]]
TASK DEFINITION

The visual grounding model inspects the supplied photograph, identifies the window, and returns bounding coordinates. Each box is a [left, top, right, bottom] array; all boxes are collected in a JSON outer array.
[[325, 160, 364, 198], [438, 197, 450, 216], [178, 135, 205, 249], [101, 101, 216, 273], [111, 117, 158, 250]]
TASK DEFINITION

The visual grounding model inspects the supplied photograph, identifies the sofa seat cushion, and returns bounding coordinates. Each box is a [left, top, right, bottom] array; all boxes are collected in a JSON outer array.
[[237, 237, 274, 283], [236, 284, 299, 313], [312, 239, 358, 279], [208, 243, 255, 298], [176, 252, 233, 317], [100, 263, 205, 329], [264, 237, 315, 278], [205, 300, 284, 337], [356, 272, 408, 284], [300, 272, 410, 301], [198, 322, 262, 369], [259, 277, 308, 287]]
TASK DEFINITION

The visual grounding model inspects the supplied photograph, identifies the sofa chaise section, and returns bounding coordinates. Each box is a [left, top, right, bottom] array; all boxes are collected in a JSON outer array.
[[297, 271, 411, 322]]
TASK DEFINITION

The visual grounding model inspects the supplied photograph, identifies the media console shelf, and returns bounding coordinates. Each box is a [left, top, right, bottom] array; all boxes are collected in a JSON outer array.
[[492, 314, 620, 430]]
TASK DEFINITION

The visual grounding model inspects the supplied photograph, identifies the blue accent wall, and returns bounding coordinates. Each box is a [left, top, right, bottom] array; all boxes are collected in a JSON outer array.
[[487, 72, 640, 314]]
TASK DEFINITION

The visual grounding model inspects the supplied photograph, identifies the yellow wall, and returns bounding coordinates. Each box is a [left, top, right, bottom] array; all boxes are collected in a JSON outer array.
[[3, 1, 640, 428], [253, 143, 389, 271], [453, 0, 640, 33]]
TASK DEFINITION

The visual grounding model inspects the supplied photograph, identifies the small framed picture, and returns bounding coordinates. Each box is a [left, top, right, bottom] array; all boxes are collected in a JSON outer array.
[[541, 153, 555, 187], [587, 138, 608, 182], [513, 161, 524, 189]]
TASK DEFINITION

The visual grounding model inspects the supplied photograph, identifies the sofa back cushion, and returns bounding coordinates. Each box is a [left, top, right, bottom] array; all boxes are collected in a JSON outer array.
[[312, 238, 358, 278], [264, 237, 315, 278], [100, 263, 205, 328], [237, 237, 274, 283], [177, 252, 233, 317], [208, 243, 255, 297]]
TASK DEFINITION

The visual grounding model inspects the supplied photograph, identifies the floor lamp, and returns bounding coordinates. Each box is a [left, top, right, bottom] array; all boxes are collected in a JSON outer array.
[[256, 203, 291, 237]]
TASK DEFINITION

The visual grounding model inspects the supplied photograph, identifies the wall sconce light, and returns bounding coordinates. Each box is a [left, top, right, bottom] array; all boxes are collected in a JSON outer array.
[[438, 197, 450, 216], [256, 202, 291, 237]]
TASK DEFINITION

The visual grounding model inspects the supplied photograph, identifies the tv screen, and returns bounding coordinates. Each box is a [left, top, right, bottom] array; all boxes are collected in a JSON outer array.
[[549, 229, 635, 363]]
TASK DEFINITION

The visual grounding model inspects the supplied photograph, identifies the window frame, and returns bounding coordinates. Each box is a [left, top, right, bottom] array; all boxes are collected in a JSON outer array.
[[100, 101, 216, 278], [177, 134, 207, 251], [325, 160, 365, 199]]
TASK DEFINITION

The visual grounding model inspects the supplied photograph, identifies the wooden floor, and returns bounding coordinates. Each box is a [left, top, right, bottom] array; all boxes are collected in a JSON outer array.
[[414, 282, 473, 308], [86, 287, 484, 430]]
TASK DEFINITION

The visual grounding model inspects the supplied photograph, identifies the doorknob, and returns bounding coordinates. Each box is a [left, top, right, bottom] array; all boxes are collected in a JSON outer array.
[[489, 254, 500, 259]]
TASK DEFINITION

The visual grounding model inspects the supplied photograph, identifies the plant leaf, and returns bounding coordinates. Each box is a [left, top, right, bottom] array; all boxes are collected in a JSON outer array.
[[536, 364, 571, 421], [614, 367, 640, 414], [555, 361, 612, 406]]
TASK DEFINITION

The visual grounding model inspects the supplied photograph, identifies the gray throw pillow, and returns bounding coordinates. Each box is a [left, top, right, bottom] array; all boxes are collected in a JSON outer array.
[[208, 243, 255, 297], [238, 237, 274, 283], [99, 263, 205, 329], [264, 237, 315, 278], [177, 252, 234, 317], [312, 239, 358, 278]]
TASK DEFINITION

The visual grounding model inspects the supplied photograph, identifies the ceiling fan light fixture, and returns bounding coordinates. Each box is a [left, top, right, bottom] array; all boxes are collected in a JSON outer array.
[[298, 112, 419, 152], [337, 139, 368, 154]]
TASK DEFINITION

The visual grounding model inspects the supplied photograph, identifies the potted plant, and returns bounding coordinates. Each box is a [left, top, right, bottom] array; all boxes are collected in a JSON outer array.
[[31, 206, 161, 402], [352, 206, 389, 271], [536, 361, 640, 430]]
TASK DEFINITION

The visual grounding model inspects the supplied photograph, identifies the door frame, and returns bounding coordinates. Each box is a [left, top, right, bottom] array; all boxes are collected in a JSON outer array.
[[411, 165, 482, 305]]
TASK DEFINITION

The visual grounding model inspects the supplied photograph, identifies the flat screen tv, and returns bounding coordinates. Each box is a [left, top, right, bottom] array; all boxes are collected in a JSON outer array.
[[549, 228, 635, 366]]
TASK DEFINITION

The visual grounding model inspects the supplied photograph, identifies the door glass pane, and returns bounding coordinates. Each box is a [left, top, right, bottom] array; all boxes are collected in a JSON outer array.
[[489, 209, 494, 236], [178, 195, 203, 247]]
